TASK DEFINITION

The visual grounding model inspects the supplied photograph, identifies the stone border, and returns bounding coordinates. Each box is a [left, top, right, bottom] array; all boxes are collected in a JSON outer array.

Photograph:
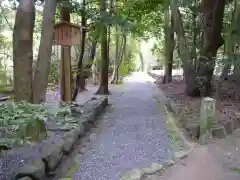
[[0, 96, 108, 180], [120, 151, 188, 180], [148, 72, 240, 140]]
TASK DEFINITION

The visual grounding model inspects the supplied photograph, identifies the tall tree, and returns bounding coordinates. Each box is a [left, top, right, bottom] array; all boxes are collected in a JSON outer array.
[[110, 28, 127, 84], [13, 0, 36, 102], [162, 4, 174, 84], [171, 0, 226, 96], [185, 0, 226, 96], [96, 0, 109, 94], [72, 0, 87, 101], [32, 0, 57, 103]]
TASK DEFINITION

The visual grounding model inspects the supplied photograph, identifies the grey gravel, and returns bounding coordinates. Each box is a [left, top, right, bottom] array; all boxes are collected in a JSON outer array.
[[72, 73, 174, 180]]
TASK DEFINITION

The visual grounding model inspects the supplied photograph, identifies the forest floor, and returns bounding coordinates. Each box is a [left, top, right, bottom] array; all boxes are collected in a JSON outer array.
[[149, 70, 240, 138]]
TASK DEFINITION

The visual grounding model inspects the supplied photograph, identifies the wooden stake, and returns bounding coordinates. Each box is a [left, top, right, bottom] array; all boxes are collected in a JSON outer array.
[[60, 46, 72, 102]]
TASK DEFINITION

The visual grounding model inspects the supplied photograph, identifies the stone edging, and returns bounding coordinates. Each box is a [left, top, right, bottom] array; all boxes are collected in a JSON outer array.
[[148, 72, 240, 140], [0, 96, 108, 180], [120, 151, 188, 180]]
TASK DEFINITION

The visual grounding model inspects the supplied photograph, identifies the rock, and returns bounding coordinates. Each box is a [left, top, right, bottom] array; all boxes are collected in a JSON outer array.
[[40, 140, 64, 172], [15, 159, 45, 180], [82, 100, 99, 114], [100, 96, 108, 107], [211, 126, 226, 139], [78, 123, 85, 136], [80, 113, 95, 131], [62, 129, 79, 154], [120, 169, 143, 180], [47, 123, 77, 132], [142, 163, 163, 175], [18, 119, 47, 142], [91, 97, 98, 100], [71, 106, 83, 114], [165, 159, 175, 166], [174, 151, 188, 160], [233, 118, 240, 129], [186, 123, 200, 139], [47, 115, 57, 122], [222, 121, 234, 134], [17, 177, 33, 180], [199, 97, 216, 137]]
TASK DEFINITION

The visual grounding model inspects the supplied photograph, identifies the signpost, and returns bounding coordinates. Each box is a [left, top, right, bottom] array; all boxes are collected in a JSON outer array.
[[53, 21, 81, 103]]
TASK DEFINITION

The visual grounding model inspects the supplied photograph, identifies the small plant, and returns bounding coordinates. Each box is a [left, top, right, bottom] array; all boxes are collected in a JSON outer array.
[[196, 76, 208, 97], [0, 101, 50, 151]]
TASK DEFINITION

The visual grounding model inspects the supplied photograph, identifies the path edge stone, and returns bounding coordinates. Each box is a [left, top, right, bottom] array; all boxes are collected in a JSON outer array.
[[1, 96, 108, 180], [120, 152, 189, 180]]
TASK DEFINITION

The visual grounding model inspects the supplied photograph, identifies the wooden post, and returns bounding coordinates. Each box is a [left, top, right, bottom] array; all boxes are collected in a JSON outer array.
[[60, 7, 71, 103], [53, 7, 81, 103], [61, 46, 72, 102], [60, 48, 65, 101]]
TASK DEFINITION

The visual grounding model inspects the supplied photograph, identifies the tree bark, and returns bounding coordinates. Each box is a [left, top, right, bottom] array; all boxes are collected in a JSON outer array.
[[163, 7, 174, 84], [117, 34, 127, 82], [72, 0, 87, 101], [184, 0, 226, 97], [110, 29, 126, 84], [170, 1, 190, 62], [32, 0, 57, 103], [171, 0, 226, 97], [191, 0, 198, 60], [13, 0, 35, 102], [110, 26, 120, 84], [139, 51, 144, 72], [96, 0, 109, 94]]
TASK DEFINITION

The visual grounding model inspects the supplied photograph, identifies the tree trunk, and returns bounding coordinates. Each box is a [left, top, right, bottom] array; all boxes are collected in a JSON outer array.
[[184, 0, 226, 97], [91, 41, 100, 85], [163, 6, 174, 84], [92, 59, 98, 85], [96, 0, 109, 94], [116, 34, 127, 83], [139, 51, 144, 72], [171, 0, 226, 97], [32, 0, 57, 103], [110, 28, 127, 84], [191, 0, 198, 60], [72, 0, 87, 101], [110, 26, 120, 84], [13, 0, 35, 102], [170, 1, 190, 62]]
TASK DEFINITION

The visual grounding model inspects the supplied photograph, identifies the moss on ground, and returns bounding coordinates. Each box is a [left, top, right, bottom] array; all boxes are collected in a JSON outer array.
[[153, 96, 186, 152]]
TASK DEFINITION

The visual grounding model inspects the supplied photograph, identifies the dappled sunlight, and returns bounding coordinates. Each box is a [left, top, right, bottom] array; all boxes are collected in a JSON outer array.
[[124, 72, 156, 83], [1, 0, 240, 179]]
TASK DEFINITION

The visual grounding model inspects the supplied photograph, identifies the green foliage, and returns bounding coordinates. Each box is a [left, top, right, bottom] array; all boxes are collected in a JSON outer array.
[[0, 101, 48, 129], [0, 101, 48, 150], [48, 60, 60, 84], [0, 100, 82, 151]]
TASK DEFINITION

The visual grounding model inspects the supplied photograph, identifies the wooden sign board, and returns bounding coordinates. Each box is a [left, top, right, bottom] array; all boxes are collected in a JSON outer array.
[[53, 22, 81, 46]]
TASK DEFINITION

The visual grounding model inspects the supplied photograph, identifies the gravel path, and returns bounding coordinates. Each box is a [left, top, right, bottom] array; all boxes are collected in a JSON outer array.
[[72, 72, 174, 180]]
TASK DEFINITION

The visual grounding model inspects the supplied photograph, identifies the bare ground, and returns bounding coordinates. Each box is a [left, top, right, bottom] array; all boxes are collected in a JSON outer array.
[[149, 72, 240, 139]]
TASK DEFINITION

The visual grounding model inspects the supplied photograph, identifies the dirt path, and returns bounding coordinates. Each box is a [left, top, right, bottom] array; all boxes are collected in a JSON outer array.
[[155, 139, 240, 180]]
